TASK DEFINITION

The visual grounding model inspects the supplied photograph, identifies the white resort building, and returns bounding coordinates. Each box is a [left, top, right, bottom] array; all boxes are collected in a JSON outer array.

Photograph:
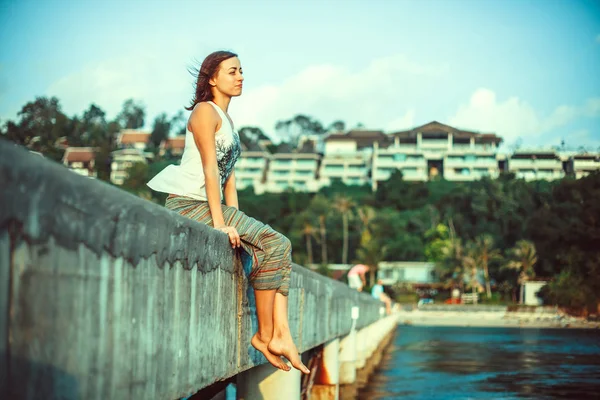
[[372, 121, 503, 189], [257, 138, 321, 194], [569, 153, 600, 179], [320, 130, 388, 187], [508, 149, 566, 181], [235, 141, 270, 190]]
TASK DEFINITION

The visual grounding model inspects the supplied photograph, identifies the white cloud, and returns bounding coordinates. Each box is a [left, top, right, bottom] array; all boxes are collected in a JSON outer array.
[[46, 53, 444, 135], [46, 45, 196, 126], [231, 54, 447, 135], [385, 109, 416, 131], [448, 88, 600, 146]]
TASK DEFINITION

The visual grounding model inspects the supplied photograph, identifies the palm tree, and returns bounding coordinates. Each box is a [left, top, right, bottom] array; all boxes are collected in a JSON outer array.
[[309, 195, 330, 265], [333, 195, 356, 265], [504, 240, 538, 304], [437, 224, 466, 291], [472, 234, 503, 299], [357, 205, 376, 246], [301, 221, 318, 265], [462, 250, 481, 304]]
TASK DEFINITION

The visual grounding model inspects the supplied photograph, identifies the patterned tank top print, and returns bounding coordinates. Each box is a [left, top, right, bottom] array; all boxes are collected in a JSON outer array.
[[216, 129, 241, 188]]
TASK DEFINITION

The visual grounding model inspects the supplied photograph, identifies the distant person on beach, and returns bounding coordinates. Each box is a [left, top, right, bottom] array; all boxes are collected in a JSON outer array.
[[147, 51, 309, 375], [371, 279, 392, 315], [347, 264, 370, 291]]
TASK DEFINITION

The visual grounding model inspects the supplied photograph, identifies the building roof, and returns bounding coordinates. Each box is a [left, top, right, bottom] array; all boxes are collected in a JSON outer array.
[[118, 129, 151, 145], [325, 129, 390, 150], [391, 121, 502, 144], [511, 148, 560, 159], [62, 147, 97, 163], [572, 153, 599, 160], [161, 135, 185, 150]]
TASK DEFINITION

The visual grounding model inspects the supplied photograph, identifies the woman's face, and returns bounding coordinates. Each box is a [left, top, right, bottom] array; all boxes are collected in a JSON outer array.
[[211, 57, 244, 98]]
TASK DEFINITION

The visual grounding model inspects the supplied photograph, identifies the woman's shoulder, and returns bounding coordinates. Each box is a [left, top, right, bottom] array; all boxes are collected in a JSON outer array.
[[188, 102, 220, 131], [191, 101, 219, 117]]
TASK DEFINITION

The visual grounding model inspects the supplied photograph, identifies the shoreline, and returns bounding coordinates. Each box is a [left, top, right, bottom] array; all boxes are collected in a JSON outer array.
[[394, 309, 600, 330]]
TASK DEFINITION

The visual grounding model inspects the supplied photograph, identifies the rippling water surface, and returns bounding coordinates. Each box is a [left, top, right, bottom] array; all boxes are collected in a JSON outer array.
[[360, 326, 600, 399]]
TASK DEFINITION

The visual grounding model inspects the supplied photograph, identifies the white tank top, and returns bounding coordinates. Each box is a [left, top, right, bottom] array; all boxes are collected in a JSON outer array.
[[147, 101, 242, 201]]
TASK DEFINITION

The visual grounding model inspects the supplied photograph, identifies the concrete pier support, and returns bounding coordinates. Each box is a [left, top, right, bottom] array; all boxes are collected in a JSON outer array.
[[338, 306, 359, 386], [339, 314, 399, 399], [311, 338, 340, 399], [236, 362, 301, 400]]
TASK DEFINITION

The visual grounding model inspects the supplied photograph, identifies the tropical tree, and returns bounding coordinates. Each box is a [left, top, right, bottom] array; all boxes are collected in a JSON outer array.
[[328, 120, 346, 132], [121, 162, 151, 198], [308, 194, 330, 264], [462, 247, 481, 304], [504, 240, 538, 304], [436, 222, 466, 291], [333, 195, 356, 265], [471, 234, 503, 299], [3, 96, 70, 161], [356, 238, 387, 286], [117, 99, 145, 129], [238, 126, 271, 149], [150, 113, 171, 149], [275, 114, 325, 147], [296, 211, 319, 265], [357, 205, 376, 246], [424, 223, 451, 263]]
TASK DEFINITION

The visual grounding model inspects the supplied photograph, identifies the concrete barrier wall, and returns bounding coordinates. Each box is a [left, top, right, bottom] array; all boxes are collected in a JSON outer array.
[[0, 140, 383, 400]]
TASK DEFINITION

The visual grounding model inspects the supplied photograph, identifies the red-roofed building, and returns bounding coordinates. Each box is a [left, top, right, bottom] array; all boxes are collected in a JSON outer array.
[[62, 147, 98, 178], [117, 129, 151, 150], [159, 136, 186, 157]]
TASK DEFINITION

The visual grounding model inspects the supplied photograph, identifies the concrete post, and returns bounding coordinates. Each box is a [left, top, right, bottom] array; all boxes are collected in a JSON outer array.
[[339, 306, 359, 385], [310, 338, 340, 400], [236, 362, 301, 400]]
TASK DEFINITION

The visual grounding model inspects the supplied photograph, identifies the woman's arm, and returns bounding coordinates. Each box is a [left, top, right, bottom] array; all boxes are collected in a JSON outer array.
[[189, 103, 227, 227], [188, 103, 240, 248], [223, 171, 239, 209]]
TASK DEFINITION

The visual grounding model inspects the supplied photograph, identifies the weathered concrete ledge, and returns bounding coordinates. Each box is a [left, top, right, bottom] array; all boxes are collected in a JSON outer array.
[[0, 140, 384, 400]]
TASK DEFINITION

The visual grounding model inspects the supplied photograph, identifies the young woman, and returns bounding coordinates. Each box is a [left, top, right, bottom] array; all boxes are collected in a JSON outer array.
[[148, 50, 309, 374]]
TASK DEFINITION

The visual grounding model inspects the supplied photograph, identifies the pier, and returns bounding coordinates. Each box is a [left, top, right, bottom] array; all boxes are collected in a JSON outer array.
[[0, 140, 398, 400]]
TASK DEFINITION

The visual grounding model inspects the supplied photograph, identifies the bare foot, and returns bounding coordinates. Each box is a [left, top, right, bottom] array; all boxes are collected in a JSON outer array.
[[268, 333, 310, 374], [251, 333, 290, 371]]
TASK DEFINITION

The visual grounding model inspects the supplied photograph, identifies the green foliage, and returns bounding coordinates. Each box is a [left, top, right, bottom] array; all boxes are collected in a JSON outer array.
[[121, 162, 151, 198], [116, 99, 145, 129], [4, 95, 598, 313], [150, 113, 171, 148], [529, 171, 600, 312], [3, 96, 70, 161], [275, 114, 326, 146]]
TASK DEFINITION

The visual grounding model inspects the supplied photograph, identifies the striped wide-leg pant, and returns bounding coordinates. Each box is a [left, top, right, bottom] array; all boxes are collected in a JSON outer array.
[[165, 195, 292, 296]]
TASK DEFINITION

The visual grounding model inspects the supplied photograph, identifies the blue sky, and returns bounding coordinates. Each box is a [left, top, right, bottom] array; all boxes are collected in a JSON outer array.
[[1, 0, 599, 149]]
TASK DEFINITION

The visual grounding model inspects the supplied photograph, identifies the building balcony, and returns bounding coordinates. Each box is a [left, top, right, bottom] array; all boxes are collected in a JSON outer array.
[[237, 158, 266, 168], [235, 170, 263, 180], [446, 157, 497, 168], [573, 160, 600, 169], [535, 160, 562, 169], [421, 139, 449, 148], [450, 144, 472, 151], [376, 157, 426, 168], [270, 162, 293, 171], [509, 159, 536, 169], [536, 169, 564, 180], [345, 168, 368, 177]]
